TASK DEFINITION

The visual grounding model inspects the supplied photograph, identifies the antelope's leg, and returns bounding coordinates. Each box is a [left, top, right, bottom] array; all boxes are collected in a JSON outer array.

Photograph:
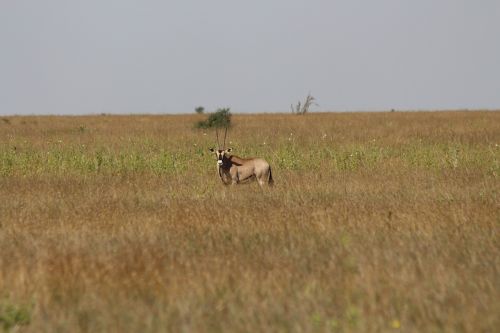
[[230, 167, 239, 185]]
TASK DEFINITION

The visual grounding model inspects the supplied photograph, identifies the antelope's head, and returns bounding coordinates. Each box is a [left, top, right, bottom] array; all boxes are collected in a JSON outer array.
[[209, 148, 232, 166], [209, 126, 231, 166]]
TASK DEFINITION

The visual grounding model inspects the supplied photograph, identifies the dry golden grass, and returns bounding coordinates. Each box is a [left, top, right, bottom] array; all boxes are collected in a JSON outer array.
[[0, 111, 499, 332]]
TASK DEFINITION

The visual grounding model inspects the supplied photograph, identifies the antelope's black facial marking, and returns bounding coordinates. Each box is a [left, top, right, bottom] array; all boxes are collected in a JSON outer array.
[[216, 149, 224, 165]]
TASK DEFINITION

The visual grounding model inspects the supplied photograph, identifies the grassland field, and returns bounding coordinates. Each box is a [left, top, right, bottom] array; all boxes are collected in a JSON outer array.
[[0, 111, 499, 332]]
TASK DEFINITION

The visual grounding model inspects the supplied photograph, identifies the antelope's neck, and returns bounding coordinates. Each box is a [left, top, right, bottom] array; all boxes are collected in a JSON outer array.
[[220, 156, 233, 169]]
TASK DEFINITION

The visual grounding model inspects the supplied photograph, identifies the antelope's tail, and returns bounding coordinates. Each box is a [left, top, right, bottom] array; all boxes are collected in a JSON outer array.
[[268, 166, 274, 186]]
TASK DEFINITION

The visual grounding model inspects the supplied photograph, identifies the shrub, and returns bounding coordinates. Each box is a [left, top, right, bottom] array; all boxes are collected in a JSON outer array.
[[0, 303, 31, 331], [195, 106, 205, 114], [195, 108, 231, 129]]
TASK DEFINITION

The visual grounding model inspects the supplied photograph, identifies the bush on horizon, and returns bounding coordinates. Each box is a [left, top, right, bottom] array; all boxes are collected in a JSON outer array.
[[195, 108, 231, 129]]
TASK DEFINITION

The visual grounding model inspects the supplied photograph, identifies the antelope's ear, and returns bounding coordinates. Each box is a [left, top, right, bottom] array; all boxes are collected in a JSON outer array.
[[209, 148, 215, 153], [226, 148, 232, 153]]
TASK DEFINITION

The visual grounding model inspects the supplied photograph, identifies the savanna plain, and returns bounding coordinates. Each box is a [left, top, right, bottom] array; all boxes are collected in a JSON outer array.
[[0, 111, 499, 332]]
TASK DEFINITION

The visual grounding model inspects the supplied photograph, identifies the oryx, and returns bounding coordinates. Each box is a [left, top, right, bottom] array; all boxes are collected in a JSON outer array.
[[209, 127, 274, 186]]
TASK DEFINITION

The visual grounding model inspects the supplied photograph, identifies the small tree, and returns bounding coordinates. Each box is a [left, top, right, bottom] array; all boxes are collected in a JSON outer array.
[[196, 108, 231, 129], [195, 106, 205, 114], [291, 93, 317, 115]]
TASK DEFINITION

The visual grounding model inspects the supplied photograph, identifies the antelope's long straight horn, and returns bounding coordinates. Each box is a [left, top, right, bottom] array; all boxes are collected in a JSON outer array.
[[216, 127, 220, 149], [223, 126, 228, 149]]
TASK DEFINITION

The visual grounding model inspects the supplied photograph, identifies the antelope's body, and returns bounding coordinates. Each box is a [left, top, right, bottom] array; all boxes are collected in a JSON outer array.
[[213, 150, 273, 186], [209, 127, 273, 186]]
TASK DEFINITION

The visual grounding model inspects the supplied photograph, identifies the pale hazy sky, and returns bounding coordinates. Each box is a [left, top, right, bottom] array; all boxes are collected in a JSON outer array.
[[1, 1, 499, 115]]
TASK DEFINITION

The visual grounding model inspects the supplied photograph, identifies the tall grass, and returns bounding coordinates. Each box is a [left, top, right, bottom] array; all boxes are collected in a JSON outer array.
[[0, 111, 499, 332]]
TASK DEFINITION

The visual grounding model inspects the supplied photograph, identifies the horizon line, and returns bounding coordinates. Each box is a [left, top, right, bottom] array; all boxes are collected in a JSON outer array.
[[1, 108, 499, 117]]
